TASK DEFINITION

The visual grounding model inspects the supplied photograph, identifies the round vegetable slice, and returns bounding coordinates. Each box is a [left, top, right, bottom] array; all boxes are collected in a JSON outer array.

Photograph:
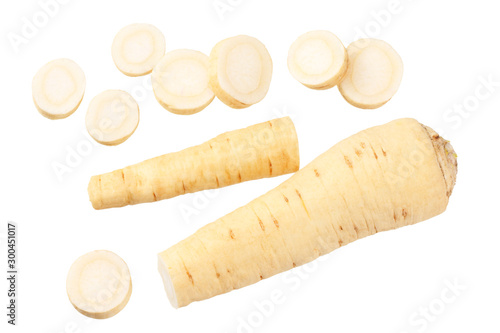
[[85, 90, 139, 146], [66, 250, 132, 319], [338, 38, 403, 109], [111, 23, 166, 77], [32, 58, 86, 119], [209, 35, 273, 109], [152, 49, 215, 115], [288, 30, 348, 90]]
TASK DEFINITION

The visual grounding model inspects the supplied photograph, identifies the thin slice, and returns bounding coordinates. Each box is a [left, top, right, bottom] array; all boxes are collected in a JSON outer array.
[[112, 23, 166, 77], [86, 90, 139, 146], [209, 35, 273, 109], [339, 39, 403, 109], [152, 49, 215, 115], [32, 58, 86, 119], [288, 30, 348, 90], [66, 250, 132, 319]]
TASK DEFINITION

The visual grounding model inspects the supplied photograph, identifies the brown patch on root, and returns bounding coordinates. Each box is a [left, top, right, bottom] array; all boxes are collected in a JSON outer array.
[[257, 217, 265, 231], [186, 269, 194, 285], [382, 148, 387, 157], [370, 145, 378, 159], [402, 209, 408, 219], [268, 158, 273, 175], [314, 169, 320, 177], [271, 215, 279, 229], [296, 189, 310, 218], [360, 142, 366, 149], [344, 156, 353, 168], [229, 229, 235, 239], [355, 149, 362, 157], [283, 195, 289, 203]]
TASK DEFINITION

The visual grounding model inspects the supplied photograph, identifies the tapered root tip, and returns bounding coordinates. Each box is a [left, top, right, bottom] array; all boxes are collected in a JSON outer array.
[[158, 256, 179, 309], [422, 125, 458, 197]]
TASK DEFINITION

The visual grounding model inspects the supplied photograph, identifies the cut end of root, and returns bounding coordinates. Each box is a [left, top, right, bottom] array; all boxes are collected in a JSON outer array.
[[158, 255, 179, 309], [422, 125, 458, 197], [209, 35, 273, 108], [112, 23, 166, 77], [287, 30, 347, 90], [32, 58, 86, 119], [66, 250, 132, 319], [85, 90, 140, 146], [152, 49, 215, 115], [338, 39, 403, 109]]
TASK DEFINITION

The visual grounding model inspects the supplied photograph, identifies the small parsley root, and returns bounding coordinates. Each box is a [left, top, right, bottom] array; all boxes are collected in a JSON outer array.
[[88, 117, 299, 209]]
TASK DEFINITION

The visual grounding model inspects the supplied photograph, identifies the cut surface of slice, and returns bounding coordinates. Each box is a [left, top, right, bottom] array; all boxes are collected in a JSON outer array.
[[288, 30, 347, 90], [152, 49, 215, 115], [209, 35, 273, 108], [339, 39, 403, 109], [112, 23, 166, 77], [66, 250, 132, 319], [32, 58, 86, 119], [86, 90, 139, 146]]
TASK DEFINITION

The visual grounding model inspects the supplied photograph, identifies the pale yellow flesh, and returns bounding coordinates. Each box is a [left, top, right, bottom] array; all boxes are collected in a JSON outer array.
[[209, 35, 273, 108], [85, 90, 140, 146], [339, 39, 403, 109], [66, 250, 132, 319], [288, 30, 348, 90], [152, 49, 215, 115], [112, 23, 166, 77], [32, 58, 86, 120], [158, 118, 457, 308], [88, 117, 299, 210]]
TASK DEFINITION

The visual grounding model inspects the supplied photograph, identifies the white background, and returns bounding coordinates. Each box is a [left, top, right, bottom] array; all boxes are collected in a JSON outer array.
[[1, 0, 499, 332]]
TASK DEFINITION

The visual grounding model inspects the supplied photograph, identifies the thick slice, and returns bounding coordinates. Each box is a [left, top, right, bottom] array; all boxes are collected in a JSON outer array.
[[88, 117, 299, 210], [111, 23, 166, 77], [85, 90, 140, 146], [66, 250, 132, 319], [32, 58, 86, 119], [158, 118, 458, 308], [209, 35, 273, 108], [288, 30, 348, 90], [339, 39, 403, 109], [152, 49, 215, 115]]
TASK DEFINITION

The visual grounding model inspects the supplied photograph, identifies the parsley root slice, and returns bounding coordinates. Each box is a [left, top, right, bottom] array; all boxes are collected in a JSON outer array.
[[85, 90, 140, 146], [88, 117, 299, 210], [66, 250, 132, 319], [209, 35, 273, 108], [111, 23, 166, 77], [152, 49, 215, 115], [288, 30, 348, 90], [32, 58, 86, 119], [158, 118, 457, 308], [339, 39, 403, 109]]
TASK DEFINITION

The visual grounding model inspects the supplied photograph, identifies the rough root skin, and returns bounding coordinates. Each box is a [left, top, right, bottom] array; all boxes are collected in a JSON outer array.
[[422, 125, 458, 197]]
